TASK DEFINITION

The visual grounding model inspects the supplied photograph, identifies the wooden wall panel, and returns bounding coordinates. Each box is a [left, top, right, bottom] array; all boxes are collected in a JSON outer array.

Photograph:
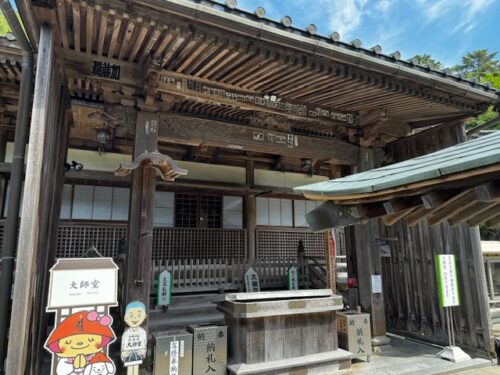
[[381, 220, 491, 350], [380, 123, 491, 351]]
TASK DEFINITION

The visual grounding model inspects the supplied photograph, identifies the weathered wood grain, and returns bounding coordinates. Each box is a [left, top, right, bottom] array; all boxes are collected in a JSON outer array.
[[5, 25, 69, 374], [381, 124, 492, 351]]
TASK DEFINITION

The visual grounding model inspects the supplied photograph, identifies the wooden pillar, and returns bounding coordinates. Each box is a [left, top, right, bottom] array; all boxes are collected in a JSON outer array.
[[354, 148, 390, 343], [123, 111, 159, 308], [0, 130, 7, 214], [325, 230, 336, 293], [5, 25, 68, 374], [245, 159, 256, 263], [32, 91, 71, 374]]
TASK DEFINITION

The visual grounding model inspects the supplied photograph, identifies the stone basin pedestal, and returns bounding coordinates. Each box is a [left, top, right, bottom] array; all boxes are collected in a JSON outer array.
[[217, 289, 352, 375]]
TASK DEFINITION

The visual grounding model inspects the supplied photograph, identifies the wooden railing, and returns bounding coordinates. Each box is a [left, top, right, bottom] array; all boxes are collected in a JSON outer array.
[[0, 222, 329, 294], [302, 255, 328, 289], [151, 258, 315, 293]]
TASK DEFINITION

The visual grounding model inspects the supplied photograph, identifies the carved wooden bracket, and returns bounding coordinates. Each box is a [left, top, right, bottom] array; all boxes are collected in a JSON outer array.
[[115, 151, 188, 181]]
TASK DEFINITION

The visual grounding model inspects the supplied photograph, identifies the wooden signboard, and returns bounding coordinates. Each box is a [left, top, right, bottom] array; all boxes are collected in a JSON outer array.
[[157, 270, 172, 306], [44, 258, 119, 375], [287, 266, 299, 290], [244, 268, 260, 293]]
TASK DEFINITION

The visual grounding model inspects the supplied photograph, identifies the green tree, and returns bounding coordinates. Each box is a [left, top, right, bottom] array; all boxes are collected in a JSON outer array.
[[482, 72, 500, 89], [452, 49, 500, 78], [0, 12, 11, 36], [413, 53, 444, 70]]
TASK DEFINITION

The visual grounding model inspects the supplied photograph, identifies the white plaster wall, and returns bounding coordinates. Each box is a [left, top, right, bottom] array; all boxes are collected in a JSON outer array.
[[254, 169, 328, 188]]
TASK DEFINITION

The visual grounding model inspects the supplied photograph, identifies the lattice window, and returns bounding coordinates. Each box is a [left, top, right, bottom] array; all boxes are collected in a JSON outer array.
[[175, 193, 197, 228], [256, 228, 326, 258], [56, 224, 127, 258], [200, 195, 222, 228], [49, 223, 246, 260]]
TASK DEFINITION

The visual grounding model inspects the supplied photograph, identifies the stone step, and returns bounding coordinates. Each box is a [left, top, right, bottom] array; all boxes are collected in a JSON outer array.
[[150, 292, 224, 331]]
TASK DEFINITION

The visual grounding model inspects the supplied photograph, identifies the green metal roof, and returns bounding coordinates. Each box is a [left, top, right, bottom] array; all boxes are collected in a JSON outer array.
[[294, 131, 500, 197]]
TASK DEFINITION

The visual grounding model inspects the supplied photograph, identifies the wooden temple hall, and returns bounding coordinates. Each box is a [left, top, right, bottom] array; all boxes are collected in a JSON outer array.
[[0, 0, 498, 373]]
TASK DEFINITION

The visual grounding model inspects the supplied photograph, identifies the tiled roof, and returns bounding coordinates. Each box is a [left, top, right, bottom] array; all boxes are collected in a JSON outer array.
[[294, 131, 500, 196], [199, 0, 498, 95]]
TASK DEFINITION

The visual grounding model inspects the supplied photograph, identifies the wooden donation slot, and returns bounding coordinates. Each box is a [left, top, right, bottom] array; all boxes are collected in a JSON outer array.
[[217, 289, 352, 374]]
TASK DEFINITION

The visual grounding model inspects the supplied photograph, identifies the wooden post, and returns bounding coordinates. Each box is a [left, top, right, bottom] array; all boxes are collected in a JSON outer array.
[[245, 159, 256, 264], [353, 148, 390, 344], [0, 130, 7, 214], [325, 230, 336, 293], [5, 25, 68, 374], [123, 111, 159, 308]]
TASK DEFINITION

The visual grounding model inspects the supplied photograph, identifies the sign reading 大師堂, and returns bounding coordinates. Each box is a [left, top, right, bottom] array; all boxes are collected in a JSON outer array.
[[436, 254, 460, 307], [45, 258, 119, 375], [47, 266, 118, 308]]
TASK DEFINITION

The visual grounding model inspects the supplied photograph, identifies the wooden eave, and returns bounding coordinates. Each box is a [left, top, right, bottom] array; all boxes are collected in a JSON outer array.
[[1, 0, 495, 171], [30, 0, 496, 130], [296, 132, 500, 229]]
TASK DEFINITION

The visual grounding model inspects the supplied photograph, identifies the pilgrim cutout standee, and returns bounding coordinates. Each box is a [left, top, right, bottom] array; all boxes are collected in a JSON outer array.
[[121, 301, 148, 375]]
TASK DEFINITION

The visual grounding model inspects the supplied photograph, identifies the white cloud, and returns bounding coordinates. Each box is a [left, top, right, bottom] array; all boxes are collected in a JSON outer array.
[[375, 0, 393, 14], [322, 0, 368, 39], [415, 0, 494, 34], [453, 0, 494, 33]]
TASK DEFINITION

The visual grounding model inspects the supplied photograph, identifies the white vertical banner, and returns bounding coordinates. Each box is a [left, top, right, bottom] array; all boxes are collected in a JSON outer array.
[[436, 254, 460, 307]]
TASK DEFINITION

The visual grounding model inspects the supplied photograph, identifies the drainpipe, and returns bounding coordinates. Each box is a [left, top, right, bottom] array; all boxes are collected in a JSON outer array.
[[0, 0, 34, 372]]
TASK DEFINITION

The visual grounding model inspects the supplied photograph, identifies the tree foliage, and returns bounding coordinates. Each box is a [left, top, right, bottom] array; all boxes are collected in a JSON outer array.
[[452, 49, 500, 78], [0, 12, 11, 36], [413, 53, 444, 70]]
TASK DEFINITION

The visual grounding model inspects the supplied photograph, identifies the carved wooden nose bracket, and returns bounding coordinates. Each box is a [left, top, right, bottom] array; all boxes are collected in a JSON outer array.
[[114, 151, 188, 181]]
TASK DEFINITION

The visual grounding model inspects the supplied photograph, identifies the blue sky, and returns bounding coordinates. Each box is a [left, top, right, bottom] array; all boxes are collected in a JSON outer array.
[[235, 0, 500, 68]]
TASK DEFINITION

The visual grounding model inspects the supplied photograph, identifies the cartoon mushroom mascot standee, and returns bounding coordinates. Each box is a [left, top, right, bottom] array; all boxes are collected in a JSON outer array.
[[45, 311, 116, 375]]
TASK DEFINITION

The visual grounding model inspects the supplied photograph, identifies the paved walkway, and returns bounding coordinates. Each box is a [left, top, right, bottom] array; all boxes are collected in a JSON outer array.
[[454, 367, 500, 374], [351, 336, 494, 375]]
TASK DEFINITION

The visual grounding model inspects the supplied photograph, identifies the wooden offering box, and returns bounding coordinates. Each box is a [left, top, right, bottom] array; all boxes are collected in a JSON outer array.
[[218, 289, 352, 375]]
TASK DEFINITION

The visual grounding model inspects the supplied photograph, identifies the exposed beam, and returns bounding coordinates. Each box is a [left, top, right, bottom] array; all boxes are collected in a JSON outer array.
[[467, 203, 500, 227], [383, 197, 422, 215], [421, 191, 450, 209], [158, 113, 359, 165], [474, 182, 500, 202], [305, 201, 386, 231], [467, 115, 500, 136], [448, 201, 497, 226], [406, 205, 431, 226], [382, 206, 419, 226], [485, 214, 500, 228], [427, 189, 477, 226], [147, 68, 358, 127]]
